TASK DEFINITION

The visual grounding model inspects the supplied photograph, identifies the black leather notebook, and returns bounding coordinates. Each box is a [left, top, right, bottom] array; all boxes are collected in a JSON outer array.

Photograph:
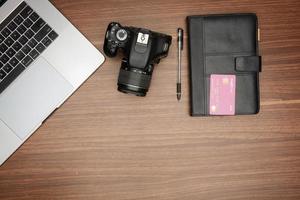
[[187, 14, 261, 116]]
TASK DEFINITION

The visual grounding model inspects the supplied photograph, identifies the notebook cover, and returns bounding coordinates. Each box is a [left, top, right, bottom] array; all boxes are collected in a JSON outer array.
[[187, 13, 261, 116]]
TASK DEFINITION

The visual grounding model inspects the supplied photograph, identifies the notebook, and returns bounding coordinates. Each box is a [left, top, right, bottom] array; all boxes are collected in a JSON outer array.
[[187, 13, 262, 116]]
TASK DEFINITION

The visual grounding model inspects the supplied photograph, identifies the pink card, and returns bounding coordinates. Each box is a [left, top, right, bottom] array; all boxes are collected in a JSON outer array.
[[209, 74, 236, 115]]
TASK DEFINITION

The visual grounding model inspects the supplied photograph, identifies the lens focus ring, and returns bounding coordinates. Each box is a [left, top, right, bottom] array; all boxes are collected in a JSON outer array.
[[118, 68, 151, 90]]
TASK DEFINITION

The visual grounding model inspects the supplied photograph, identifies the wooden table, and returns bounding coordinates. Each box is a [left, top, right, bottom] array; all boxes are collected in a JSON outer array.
[[1, 0, 300, 199]]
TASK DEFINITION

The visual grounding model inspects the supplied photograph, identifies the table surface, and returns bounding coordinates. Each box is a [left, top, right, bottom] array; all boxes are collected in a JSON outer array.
[[1, 0, 300, 199]]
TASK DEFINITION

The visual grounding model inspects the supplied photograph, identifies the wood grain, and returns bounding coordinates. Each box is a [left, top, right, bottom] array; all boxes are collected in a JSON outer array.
[[1, 0, 300, 199]]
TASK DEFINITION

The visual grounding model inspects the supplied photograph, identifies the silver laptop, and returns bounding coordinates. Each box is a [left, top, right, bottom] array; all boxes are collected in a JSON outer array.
[[0, 0, 105, 166]]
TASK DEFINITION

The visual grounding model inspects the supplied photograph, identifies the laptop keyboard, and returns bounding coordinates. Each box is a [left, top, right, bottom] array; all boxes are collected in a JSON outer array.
[[0, 2, 59, 94]]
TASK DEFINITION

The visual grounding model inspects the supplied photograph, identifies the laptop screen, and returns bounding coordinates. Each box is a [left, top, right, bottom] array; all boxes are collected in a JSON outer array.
[[0, 0, 7, 7]]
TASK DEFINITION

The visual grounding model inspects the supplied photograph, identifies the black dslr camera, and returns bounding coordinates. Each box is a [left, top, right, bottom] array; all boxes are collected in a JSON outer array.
[[104, 22, 172, 96]]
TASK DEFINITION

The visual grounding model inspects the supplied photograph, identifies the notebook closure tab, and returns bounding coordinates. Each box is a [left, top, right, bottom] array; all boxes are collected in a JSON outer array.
[[235, 56, 262, 72]]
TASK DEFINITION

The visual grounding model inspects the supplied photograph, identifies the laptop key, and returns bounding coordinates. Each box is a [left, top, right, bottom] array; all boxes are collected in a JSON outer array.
[[28, 38, 38, 48], [15, 51, 25, 61], [18, 35, 28, 45], [6, 48, 16, 57], [20, 6, 33, 19], [48, 30, 58, 41], [8, 21, 17, 31], [0, 44, 8, 53], [0, 54, 9, 64], [29, 49, 39, 59], [35, 25, 51, 42], [21, 56, 33, 67], [14, 15, 24, 25], [29, 12, 39, 22], [11, 30, 21, 40], [25, 29, 34, 39], [31, 18, 46, 33], [42, 36, 52, 47], [4, 37, 14, 47], [17, 24, 26, 34], [0, 63, 25, 94], [21, 45, 31, 54], [0, 34, 4, 43], [1, 28, 11, 37], [12, 42, 22, 51], [9, 57, 19, 67], [24, 18, 33, 28], [3, 64, 13, 73], [36, 43, 45, 53], [0, 69, 6, 80]]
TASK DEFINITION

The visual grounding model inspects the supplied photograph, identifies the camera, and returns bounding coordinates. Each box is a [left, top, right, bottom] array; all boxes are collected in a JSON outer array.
[[103, 22, 172, 96]]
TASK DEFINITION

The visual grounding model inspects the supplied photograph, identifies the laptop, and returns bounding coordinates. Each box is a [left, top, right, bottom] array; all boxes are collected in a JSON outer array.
[[0, 0, 105, 166]]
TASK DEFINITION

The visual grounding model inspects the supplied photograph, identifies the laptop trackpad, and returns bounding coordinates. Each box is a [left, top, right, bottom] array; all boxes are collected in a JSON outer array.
[[0, 57, 73, 139]]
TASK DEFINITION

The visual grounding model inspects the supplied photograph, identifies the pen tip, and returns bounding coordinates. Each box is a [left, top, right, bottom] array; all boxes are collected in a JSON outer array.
[[177, 94, 181, 101]]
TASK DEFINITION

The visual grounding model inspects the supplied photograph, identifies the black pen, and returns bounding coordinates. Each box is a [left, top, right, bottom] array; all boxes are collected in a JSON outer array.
[[177, 28, 183, 101]]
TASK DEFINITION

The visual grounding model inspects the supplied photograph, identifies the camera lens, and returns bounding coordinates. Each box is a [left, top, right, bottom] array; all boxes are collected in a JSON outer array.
[[117, 68, 152, 97]]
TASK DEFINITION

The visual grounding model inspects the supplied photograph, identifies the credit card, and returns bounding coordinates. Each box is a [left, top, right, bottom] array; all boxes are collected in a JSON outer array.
[[209, 74, 236, 115]]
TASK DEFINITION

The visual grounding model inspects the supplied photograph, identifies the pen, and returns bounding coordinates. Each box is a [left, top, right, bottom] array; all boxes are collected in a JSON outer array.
[[177, 28, 183, 101]]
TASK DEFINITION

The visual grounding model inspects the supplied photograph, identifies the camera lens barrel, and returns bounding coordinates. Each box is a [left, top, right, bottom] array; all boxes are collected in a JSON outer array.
[[118, 68, 152, 96]]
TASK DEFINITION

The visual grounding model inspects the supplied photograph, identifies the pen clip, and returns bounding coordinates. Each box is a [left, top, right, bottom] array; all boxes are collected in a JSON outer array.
[[177, 28, 184, 50]]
